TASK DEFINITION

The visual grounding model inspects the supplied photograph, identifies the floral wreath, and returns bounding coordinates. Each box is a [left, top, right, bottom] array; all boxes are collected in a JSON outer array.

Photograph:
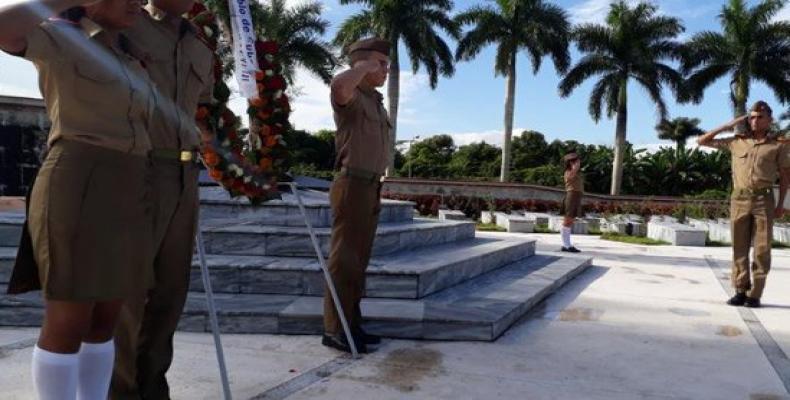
[[188, 3, 290, 204]]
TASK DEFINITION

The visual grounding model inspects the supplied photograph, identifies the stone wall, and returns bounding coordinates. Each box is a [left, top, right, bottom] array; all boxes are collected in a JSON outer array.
[[382, 178, 790, 210], [0, 96, 49, 196]]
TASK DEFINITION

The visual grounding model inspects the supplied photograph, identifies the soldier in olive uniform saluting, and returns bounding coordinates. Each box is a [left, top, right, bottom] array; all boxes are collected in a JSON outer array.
[[110, 0, 214, 398], [0, 0, 156, 398], [322, 37, 392, 354], [560, 152, 584, 253], [698, 101, 790, 308]]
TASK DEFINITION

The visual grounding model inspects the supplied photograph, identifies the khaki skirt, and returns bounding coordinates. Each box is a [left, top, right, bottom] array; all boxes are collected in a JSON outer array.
[[560, 191, 583, 219], [27, 140, 153, 301]]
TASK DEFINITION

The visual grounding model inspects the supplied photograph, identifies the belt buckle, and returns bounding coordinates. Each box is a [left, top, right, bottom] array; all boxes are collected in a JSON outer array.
[[180, 151, 194, 162]]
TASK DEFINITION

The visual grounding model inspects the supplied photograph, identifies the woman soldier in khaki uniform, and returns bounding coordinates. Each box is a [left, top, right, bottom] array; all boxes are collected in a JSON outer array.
[[560, 152, 583, 253], [0, 0, 155, 398]]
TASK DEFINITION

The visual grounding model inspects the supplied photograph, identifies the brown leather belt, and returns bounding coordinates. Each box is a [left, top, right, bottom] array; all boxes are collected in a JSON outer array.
[[336, 167, 382, 183], [732, 187, 773, 197], [151, 149, 200, 163]]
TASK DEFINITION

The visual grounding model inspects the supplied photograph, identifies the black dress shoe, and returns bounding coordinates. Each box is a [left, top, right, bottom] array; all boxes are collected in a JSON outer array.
[[727, 292, 747, 306], [321, 334, 368, 354], [744, 297, 761, 308], [561, 246, 581, 253], [354, 328, 381, 345]]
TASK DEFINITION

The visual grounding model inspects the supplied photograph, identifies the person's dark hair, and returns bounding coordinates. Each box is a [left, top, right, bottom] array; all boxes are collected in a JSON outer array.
[[60, 6, 86, 23]]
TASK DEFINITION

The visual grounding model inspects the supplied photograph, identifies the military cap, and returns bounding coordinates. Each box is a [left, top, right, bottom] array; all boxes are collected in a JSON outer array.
[[750, 101, 773, 116], [347, 37, 391, 57], [563, 153, 579, 162]]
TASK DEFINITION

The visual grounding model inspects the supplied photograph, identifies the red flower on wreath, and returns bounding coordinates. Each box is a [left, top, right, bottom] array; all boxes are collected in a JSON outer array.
[[255, 40, 279, 54], [267, 76, 286, 91]]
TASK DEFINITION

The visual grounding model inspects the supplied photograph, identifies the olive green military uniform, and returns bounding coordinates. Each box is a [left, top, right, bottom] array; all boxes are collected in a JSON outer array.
[[324, 85, 391, 336], [111, 6, 214, 400], [8, 18, 156, 300], [710, 134, 790, 299], [563, 172, 584, 219]]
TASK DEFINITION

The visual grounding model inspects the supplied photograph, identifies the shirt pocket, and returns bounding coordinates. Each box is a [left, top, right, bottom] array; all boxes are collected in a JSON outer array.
[[733, 150, 749, 168], [183, 60, 208, 107], [73, 62, 124, 105]]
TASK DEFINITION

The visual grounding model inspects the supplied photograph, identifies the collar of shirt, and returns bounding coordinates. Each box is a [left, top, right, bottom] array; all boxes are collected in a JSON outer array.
[[359, 86, 384, 103], [80, 17, 132, 55], [80, 17, 105, 38], [144, 5, 195, 38]]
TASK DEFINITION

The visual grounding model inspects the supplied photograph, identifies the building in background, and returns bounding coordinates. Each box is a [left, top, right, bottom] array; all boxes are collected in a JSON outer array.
[[0, 95, 49, 196]]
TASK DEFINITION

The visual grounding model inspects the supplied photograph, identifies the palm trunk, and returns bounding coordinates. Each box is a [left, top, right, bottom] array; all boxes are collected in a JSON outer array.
[[733, 74, 748, 133], [610, 82, 627, 195], [386, 39, 400, 176], [500, 52, 516, 182]]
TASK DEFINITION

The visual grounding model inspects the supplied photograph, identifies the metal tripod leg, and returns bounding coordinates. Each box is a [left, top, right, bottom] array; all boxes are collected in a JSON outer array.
[[289, 182, 360, 358]]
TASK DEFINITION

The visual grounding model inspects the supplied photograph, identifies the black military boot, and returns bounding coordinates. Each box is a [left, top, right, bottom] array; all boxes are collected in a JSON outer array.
[[726, 292, 747, 306], [744, 297, 761, 308]]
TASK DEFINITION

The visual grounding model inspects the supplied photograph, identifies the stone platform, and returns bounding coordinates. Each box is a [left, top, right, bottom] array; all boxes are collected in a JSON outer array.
[[0, 189, 592, 341]]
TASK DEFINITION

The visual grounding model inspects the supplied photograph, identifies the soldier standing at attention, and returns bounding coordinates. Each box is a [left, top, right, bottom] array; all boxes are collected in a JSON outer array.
[[560, 152, 583, 253], [698, 101, 790, 308], [0, 0, 156, 398], [322, 37, 392, 354], [111, 0, 214, 398]]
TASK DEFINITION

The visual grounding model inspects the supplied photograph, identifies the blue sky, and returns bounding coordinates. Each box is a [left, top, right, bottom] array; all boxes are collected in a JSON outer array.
[[1, 0, 788, 150]]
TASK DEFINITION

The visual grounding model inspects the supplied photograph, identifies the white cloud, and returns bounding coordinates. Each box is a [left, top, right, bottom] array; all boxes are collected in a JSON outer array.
[[569, 0, 640, 24], [415, 128, 532, 148]]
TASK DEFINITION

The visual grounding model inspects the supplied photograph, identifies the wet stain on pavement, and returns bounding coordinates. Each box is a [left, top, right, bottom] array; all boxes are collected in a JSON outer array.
[[685, 279, 701, 285], [559, 308, 604, 322], [717, 325, 743, 337], [344, 347, 445, 392], [668, 308, 711, 317]]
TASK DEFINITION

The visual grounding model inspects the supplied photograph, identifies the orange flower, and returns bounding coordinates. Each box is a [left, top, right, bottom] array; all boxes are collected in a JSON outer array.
[[265, 135, 278, 148], [257, 110, 272, 120], [259, 125, 272, 136], [209, 168, 223, 181], [259, 157, 273, 170], [203, 151, 220, 167], [195, 106, 210, 120], [255, 70, 265, 81], [249, 97, 266, 108]]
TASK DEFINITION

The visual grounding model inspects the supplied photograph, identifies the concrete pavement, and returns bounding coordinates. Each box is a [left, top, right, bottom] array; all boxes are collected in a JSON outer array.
[[1, 233, 788, 399]]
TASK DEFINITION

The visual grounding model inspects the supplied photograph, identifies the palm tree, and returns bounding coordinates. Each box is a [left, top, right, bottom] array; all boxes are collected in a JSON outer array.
[[655, 117, 705, 155], [558, 1, 684, 195], [334, 0, 460, 175], [455, 0, 571, 182], [204, 0, 337, 84], [683, 0, 790, 121]]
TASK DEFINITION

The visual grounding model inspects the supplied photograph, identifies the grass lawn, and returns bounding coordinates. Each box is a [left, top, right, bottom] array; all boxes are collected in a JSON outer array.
[[476, 223, 506, 232]]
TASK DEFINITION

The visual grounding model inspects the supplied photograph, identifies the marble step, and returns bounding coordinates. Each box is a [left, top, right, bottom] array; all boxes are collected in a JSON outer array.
[[200, 187, 414, 228], [201, 218, 476, 257], [0, 247, 15, 283], [0, 213, 24, 247], [188, 233, 535, 299], [0, 253, 592, 341]]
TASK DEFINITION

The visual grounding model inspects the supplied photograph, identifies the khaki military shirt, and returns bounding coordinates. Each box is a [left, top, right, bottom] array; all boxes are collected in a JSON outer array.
[[710, 135, 790, 190], [332, 87, 391, 175], [125, 6, 214, 151], [20, 18, 155, 156], [565, 172, 584, 192]]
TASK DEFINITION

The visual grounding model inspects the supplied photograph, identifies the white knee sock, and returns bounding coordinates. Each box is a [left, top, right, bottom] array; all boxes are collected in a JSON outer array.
[[32, 345, 78, 400], [561, 227, 572, 248], [77, 339, 115, 400]]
